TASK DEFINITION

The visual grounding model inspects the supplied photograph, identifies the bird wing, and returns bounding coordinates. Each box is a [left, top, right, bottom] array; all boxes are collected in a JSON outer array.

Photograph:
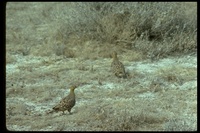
[[112, 60, 125, 73]]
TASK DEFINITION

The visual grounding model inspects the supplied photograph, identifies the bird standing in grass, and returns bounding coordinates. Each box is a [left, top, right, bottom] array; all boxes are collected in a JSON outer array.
[[111, 51, 126, 78], [50, 85, 77, 115]]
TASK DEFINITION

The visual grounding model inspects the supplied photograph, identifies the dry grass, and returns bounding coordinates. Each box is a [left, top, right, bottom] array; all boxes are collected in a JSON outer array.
[[154, 65, 197, 86], [6, 53, 17, 64], [6, 54, 197, 131], [6, 2, 197, 131], [6, 2, 196, 60]]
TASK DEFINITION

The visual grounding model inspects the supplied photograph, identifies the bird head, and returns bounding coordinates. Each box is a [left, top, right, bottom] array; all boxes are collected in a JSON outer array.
[[70, 85, 77, 91], [112, 51, 118, 59]]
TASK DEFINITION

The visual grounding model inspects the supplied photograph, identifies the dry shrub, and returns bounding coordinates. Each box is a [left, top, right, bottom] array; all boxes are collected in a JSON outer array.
[[7, 2, 196, 59], [67, 2, 195, 59], [122, 50, 145, 61], [98, 12, 131, 43], [71, 2, 196, 59]]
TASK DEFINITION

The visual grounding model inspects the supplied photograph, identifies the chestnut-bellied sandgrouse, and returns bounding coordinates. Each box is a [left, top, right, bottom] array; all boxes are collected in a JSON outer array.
[[111, 51, 126, 78], [52, 85, 77, 115]]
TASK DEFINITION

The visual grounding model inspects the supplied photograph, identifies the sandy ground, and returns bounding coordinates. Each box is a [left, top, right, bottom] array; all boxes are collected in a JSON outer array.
[[6, 52, 197, 131]]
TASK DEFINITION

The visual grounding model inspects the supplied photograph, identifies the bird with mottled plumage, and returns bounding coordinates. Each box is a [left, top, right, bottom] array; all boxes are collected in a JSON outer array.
[[111, 51, 126, 78], [50, 85, 77, 115]]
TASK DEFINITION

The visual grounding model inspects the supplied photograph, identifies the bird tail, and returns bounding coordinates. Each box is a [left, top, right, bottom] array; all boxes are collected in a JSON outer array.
[[52, 106, 60, 111], [45, 109, 55, 114]]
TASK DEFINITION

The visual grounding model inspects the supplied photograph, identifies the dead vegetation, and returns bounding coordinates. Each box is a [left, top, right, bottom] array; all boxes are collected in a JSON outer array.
[[6, 2, 196, 60], [6, 2, 196, 131]]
